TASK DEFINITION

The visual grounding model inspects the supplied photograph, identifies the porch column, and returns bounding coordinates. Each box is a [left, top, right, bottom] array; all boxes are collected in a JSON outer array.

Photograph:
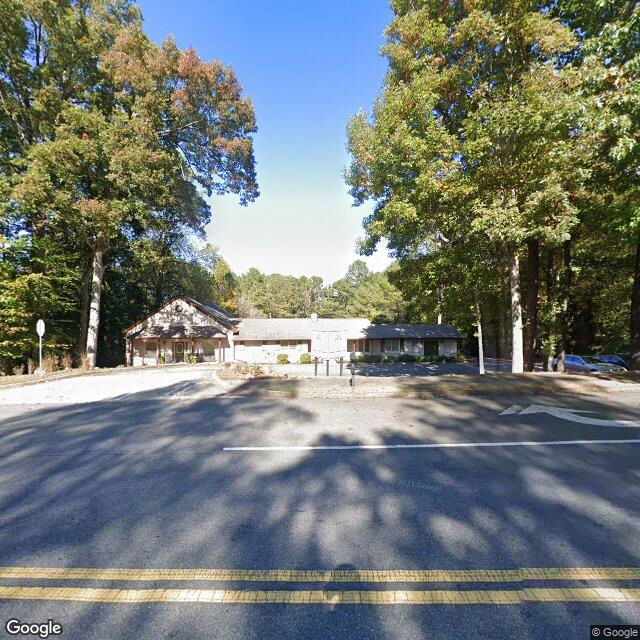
[[218, 337, 221, 362]]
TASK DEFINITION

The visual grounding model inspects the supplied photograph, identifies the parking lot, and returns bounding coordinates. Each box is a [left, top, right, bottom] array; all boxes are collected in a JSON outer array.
[[264, 357, 513, 378]]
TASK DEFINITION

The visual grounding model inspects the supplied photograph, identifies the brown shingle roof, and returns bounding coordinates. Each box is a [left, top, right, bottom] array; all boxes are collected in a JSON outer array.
[[127, 325, 227, 339]]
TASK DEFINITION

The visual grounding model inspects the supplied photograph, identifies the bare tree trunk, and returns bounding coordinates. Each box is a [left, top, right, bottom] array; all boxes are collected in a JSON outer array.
[[631, 236, 640, 371], [523, 238, 539, 372], [557, 240, 572, 372], [154, 236, 170, 307], [542, 248, 554, 372], [475, 293, 485, 375], [508, 247, 524, 373], [85, 233, 108, 369], [78, 250, 92, 358]]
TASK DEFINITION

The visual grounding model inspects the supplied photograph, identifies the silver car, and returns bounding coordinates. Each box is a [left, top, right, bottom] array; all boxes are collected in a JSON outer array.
[[553, 355, 626, 373]]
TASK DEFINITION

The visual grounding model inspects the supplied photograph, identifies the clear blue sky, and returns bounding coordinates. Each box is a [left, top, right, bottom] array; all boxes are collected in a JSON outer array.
[[137, 0, 393, 283]]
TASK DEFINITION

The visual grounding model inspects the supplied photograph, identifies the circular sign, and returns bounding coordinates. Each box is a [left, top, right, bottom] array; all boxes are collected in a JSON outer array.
[[36, 319, 45, 337]]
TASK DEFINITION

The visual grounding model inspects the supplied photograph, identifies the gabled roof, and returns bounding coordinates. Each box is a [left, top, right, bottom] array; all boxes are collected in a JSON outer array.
[[234, 318, 370, 341], [184, 298, 237, 331], [124, 296, 237, 335], [123, 297, 463, 342], [364, 324, 463, 340]]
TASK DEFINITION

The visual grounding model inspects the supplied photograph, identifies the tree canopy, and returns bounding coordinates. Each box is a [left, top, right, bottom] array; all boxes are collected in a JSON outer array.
[[345, 0, 640, 370], [0, 0, 257, 369]]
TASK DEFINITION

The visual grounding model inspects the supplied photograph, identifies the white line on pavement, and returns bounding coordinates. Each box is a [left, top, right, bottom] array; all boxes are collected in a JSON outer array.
[[223, 439, 640, 452], [499, 405, 522, 415]]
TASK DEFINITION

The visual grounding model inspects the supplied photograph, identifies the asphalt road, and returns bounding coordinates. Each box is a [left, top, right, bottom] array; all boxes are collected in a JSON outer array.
[[0, 375, 639, 639]]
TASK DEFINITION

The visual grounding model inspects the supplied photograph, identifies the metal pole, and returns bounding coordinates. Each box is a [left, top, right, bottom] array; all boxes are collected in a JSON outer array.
[[340, 357, 343, 376], [476, 294, 485, 375], [314, 357, 318, 377], [39, 334, 43, 376], [351, 362, 355, 388], [326, 358, 329, 377]]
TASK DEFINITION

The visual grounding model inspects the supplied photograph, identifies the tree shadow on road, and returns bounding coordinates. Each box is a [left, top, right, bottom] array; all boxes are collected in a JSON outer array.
[[0, 379, 638, 639]]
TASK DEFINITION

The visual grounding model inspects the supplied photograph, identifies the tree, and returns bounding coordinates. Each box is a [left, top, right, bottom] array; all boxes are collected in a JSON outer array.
[[316, 261, 405, 322], [1, 1, 258, 368], [554, 0, 640, 368], [345, 0, 589, 372], [211, 253, 238, 313], [1, 0, 141, 368]]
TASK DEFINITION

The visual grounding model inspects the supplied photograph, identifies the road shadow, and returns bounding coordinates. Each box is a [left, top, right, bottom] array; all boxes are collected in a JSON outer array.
[[0, 382, 638, 638]]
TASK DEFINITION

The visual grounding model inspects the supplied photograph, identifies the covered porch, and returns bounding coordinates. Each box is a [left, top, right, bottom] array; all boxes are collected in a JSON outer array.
[[125, 326, 232, 366]]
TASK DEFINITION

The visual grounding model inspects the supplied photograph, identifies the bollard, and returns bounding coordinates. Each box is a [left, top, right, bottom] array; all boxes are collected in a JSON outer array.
[[340, 357, 343, 376], [326, 358, 330, 377], [314, 357, 318, 376]]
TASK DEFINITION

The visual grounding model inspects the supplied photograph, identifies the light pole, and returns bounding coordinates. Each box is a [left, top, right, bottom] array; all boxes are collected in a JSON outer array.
[[36, 319, 45, 375]]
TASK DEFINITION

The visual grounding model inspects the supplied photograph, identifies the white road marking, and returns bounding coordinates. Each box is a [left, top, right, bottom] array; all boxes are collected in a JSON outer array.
[[499, 405, 522, 415], [223, 439, 640, 452], [502, 404, 640, 428]]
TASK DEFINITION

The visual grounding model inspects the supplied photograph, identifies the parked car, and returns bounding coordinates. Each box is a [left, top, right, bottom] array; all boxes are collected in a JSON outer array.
[[597, 355, 629, 370], [552, 354, 626, 373]]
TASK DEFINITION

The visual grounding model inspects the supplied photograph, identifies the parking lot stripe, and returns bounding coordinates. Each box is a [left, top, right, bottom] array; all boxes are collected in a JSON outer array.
[[0, 566, 639, 583], [0, 585, 639, 605], [223, 438, 640, 452]]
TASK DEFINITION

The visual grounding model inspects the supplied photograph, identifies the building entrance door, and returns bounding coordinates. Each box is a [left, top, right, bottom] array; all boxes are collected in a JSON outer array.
[[424, 340, 439, 356], [174, 341, 185, 363]]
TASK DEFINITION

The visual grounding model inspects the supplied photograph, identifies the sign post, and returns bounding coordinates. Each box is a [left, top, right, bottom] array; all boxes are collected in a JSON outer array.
[[36, 319, 45, 375], [350, 352, 356, 388]]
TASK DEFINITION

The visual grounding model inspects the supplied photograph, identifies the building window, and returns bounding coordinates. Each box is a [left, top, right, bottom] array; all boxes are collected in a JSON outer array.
[[146, 342, 157, 356], [409, 339, 422, 354], [386, 339, 401, 353], [203, 341, 216, 358]]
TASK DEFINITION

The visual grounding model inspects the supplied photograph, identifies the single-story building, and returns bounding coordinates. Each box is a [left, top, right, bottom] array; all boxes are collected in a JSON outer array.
[[124, 297, 237, 366], [123, 296, 463, 366]]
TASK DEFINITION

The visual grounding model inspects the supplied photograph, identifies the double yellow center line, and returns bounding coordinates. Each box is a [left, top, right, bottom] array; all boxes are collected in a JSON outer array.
[[0, 566, 638, 606]]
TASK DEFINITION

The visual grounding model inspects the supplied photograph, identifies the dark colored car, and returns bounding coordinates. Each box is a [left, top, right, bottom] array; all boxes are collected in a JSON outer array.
[[597, 355, 629, 370]]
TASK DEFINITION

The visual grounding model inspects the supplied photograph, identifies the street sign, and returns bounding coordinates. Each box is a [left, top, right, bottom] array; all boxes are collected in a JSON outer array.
[[310, 328, 348, 359], [36, 319, 45, 375]]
